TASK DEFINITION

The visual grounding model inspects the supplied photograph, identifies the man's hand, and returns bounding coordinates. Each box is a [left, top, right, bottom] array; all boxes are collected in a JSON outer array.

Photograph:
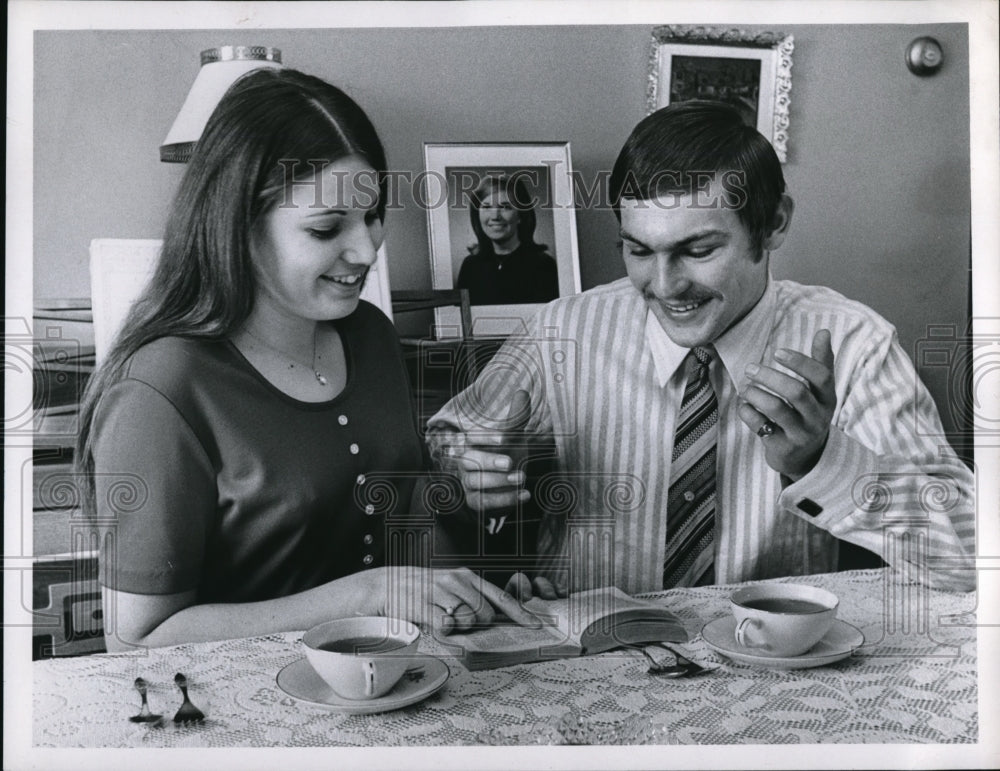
[[737, 329, 837, 482], [433, 390, 534, 512]]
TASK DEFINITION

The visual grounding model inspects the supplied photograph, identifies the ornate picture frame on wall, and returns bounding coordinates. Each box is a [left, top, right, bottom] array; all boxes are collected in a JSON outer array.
[[423, 142, 582, 338], [647, 26, 794, 162]]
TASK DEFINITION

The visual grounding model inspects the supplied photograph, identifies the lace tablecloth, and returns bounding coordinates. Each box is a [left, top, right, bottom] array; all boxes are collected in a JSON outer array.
[[33, 569, 978, 746]]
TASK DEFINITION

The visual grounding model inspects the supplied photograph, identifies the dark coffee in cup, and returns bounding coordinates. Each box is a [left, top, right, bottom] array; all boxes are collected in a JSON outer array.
[[740, 598, 829, 614], [317, 636, 405, 654], [730, 583, 839, 657], [302, 617, 420, 699]]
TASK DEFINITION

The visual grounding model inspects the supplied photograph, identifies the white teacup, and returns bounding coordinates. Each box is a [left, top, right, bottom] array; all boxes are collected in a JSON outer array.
[[730, 584, 839, 658], [302, 617, 419, 700]]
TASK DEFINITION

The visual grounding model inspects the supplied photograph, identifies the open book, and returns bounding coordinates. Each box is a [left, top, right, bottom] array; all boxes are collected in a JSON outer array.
[[444, 586, 688, 671]]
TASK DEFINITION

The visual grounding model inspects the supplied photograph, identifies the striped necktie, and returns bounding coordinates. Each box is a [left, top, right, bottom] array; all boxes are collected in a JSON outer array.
[[662, 346, 718, 588]]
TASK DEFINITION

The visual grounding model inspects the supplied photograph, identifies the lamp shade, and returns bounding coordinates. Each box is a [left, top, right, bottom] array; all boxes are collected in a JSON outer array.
[[160, 45, 283, 162]]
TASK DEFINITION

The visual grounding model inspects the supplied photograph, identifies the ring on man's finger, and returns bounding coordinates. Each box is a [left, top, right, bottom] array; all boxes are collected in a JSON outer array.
[[757, 420, 777, 438]]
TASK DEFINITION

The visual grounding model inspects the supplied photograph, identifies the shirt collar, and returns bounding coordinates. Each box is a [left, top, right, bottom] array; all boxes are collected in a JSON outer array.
[[645, 272, 778, 388], [645, 312, 688, 387]]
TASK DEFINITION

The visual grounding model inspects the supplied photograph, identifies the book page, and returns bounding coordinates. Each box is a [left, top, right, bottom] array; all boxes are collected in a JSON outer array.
[[523, 586, 649, 645], [448, 618, 565, 654], [443, 587, 683, 667], [521, 587, 687, 653]]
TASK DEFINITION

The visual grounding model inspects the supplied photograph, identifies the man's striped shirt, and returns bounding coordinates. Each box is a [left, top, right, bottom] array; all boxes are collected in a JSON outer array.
[[428, 276, 975, 594]]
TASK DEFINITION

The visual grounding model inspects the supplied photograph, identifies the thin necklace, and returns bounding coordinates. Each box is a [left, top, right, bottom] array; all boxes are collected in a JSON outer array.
[[494, 242, 517, 270], [240, 324, 329, 386]]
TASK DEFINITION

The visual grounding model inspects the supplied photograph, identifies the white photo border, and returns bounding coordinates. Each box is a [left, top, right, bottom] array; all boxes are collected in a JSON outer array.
[[648, 25, 794, 162], [424, 142, 582, 338]]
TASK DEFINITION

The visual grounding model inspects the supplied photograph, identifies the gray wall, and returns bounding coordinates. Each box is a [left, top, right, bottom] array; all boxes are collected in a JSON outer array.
[[34, 24, 970, 434]]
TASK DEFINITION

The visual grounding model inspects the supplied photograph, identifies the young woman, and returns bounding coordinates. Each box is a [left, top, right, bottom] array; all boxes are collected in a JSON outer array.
[[77, 68, 537, 650], [455, 174, 559, 305]]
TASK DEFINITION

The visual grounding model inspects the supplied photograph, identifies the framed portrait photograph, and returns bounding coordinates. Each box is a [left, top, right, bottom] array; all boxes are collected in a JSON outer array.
[[424, 142, 581, 338], [648, 26, 794, 162]]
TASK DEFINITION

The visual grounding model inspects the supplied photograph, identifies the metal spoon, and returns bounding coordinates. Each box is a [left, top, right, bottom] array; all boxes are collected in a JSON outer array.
[[652, 642, 717, 676], [129, 677, 163, 724], [624, 644, 690, 678]]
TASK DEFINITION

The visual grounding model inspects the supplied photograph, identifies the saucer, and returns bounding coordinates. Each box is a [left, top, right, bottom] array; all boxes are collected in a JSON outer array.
[[701, 617, 864, 670], [276, 653, 449, 714]]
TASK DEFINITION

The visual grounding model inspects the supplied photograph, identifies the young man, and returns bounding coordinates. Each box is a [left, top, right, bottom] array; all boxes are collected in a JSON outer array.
[[428, 100, 974, 596]]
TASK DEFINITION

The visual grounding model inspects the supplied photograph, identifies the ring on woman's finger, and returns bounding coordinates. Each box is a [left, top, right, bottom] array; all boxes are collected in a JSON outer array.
[[757, 420, 777, 438], [449, 604, 483, 629], [440, 604, 458, 617]]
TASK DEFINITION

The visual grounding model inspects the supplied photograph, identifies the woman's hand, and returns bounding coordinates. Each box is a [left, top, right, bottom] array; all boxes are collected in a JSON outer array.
[[504, 571, 568, 602], [364, 565, 542, 636], [103, 567, 540, 651]]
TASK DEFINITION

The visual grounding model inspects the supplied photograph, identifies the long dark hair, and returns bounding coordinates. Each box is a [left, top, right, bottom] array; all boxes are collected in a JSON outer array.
[[75, 67, 388, 517], [467, 174, 548, 257]]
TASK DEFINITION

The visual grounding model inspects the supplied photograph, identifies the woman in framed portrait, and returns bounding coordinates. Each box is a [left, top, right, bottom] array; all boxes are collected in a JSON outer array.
[[455, 174, 559, 305]]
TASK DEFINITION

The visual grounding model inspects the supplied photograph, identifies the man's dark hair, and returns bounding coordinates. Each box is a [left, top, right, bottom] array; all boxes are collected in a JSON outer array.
[[609, 100, 786, 253]]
